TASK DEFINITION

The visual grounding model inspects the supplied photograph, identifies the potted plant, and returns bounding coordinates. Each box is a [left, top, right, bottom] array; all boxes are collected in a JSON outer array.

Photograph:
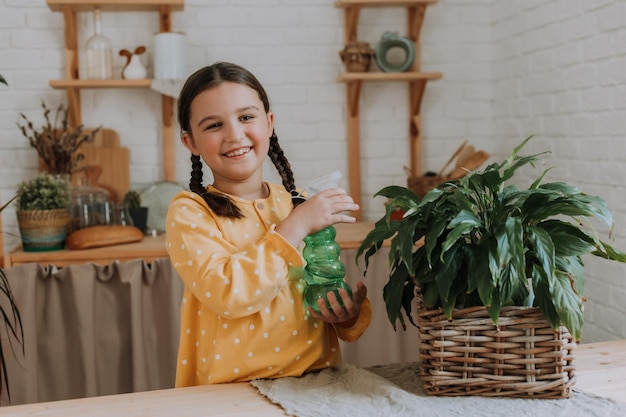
[[17, 100, 101, 176], [356, 136, 626, 397], [0, 197, 24, 403], [123, 190, 148, 233], [15, 172, 71, 252]]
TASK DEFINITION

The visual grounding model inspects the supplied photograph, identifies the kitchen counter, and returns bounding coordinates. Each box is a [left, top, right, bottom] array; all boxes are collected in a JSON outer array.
[[2, 340, 624, 416]]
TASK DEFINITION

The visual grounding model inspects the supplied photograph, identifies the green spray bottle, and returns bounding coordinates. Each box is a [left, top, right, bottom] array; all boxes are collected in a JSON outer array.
[[301, 171, 353, 314]]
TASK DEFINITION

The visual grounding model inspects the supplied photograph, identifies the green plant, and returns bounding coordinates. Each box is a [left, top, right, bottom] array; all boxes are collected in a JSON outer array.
[[123, 190, 142, 209], [0, 269, 23, 402], [15, 172, 70, 211], [0, 200, 24, 402], [0, 74, 23, 402], [357, 136, 626, 341], [17, 100, 101, 175]]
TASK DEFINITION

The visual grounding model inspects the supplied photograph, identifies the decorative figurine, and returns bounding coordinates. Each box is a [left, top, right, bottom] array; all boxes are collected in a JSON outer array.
[[119, 46, 147, 80]]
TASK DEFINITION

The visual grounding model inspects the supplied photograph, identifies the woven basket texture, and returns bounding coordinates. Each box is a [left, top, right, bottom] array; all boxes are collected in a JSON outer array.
[[417, 305, 576, 399], [407, 175, 447, 197], [17, 209, 70, 251]]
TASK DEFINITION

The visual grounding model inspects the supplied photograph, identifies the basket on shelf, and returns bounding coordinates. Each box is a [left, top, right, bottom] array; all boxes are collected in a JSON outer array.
[[417, 303, 576, 399], [406, 140, 490, 197], [17, 209, 70, 252]]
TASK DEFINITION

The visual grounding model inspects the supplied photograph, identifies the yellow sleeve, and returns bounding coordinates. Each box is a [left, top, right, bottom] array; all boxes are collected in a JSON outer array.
[[166, 192, 303, 319], [334, 297, 372, 343]]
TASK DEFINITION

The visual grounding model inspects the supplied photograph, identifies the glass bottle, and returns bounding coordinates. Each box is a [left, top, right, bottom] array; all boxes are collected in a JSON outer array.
[[85, 9, 113, 80], [302, 225, 353, 314]]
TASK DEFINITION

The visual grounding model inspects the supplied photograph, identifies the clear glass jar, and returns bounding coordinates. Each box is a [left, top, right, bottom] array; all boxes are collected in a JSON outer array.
[[85, 8, 113, 80], [70, 180, 112, 233]]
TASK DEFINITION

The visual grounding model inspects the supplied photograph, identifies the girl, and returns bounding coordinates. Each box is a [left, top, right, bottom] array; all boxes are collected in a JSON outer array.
[[166, 62, 371, 387]]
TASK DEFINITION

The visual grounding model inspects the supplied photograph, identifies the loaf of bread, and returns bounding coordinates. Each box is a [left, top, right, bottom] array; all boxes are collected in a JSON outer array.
[[66, 225, 144, 250]]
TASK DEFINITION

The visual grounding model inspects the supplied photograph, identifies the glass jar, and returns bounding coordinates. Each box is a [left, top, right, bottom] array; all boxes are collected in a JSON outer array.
[[69, 181, 112, 233]]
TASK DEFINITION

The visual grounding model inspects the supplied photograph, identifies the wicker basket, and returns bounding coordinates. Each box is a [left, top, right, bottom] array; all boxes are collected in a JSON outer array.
[[407, 141, 491, 197], [417, 305, 576, 399], [17, 209, 70, 252], [407, 174, 447, 197]]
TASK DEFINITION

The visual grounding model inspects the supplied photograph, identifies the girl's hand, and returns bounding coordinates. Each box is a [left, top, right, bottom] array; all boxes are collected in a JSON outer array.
[[307, 281, 368, 326], [275, 187, 359, 247]]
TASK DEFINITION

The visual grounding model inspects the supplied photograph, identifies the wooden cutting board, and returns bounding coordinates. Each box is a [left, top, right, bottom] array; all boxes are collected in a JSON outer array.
[[74, 147, 130, 202], [72, 128, 130, 203]]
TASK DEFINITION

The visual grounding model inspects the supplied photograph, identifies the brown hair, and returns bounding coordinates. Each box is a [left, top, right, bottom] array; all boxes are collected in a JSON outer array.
[[178, 62, 304, 218]]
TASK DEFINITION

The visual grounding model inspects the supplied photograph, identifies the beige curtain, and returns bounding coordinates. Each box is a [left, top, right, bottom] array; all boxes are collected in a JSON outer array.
[[0, 247, 418, 407], [1, 258, 184, 406]]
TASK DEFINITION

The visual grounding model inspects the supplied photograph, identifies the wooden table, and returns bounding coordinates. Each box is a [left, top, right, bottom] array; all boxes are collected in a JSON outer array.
[[2, 340, 624, 416], [574, 339, 626, 402], [4, 221, 378, 267]]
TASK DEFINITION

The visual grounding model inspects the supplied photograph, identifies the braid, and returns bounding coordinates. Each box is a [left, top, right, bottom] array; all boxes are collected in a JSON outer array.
[[189, 154, 244, 218], [189, 154, 205, 195], [268, 132, 305, 208]]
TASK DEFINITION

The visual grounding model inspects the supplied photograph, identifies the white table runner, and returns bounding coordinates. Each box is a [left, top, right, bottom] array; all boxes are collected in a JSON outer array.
[[251, 362, 626, 417]]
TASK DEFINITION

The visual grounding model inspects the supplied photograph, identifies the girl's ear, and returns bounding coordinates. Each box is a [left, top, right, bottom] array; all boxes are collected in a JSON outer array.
[[267, 111, 275, 133], [181, 131, 199, 155]]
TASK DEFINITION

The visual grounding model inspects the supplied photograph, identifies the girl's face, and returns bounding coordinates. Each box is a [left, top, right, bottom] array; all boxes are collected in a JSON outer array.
[[182, 82, 274, 192]]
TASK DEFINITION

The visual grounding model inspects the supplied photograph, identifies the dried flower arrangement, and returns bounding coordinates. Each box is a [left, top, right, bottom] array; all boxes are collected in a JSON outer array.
[[17, 100, 101, 175]]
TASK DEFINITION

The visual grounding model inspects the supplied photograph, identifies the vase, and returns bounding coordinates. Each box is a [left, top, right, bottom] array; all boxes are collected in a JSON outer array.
[[17, 209, 70, 252], [122, 54, 147, 80], [339, 41, 374, 72]]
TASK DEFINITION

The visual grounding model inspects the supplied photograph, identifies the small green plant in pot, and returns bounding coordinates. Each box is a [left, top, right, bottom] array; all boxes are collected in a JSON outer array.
[[123, 190, 148, 233], [357, 136, 626, 341], [15, 173, 71, 252]]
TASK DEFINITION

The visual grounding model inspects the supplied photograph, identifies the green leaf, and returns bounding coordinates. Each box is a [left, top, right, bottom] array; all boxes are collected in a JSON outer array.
[[593, 241, 626, 263], [532, 267, 562, 330], [465, 244, 493, 306], [527, 225, 556, 287], [539, 220, 597, 257], [550, 270, 584, 341], [441, 210, 481, 258], [434, 243, 462, 303], [382, 260, 414, 331], [0, 74, 7, 86]]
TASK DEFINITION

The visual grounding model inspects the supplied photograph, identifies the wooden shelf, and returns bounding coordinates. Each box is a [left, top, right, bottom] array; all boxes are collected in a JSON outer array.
[[336, 0, 438, 7], [50, 79, 153, 88], [46, 0, 184, 12], [338, 72, 442, 82], [336, 0, 441, 220], [46, 0, 184, 182], [4, 222, 381, 268]]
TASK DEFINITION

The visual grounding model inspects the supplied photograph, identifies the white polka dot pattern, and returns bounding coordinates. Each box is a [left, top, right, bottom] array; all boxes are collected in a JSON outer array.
[[166, 183, 353, 386]]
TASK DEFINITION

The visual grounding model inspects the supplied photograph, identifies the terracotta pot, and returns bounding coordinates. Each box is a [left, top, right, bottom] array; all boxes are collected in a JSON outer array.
[[339, 41, 374, 72]]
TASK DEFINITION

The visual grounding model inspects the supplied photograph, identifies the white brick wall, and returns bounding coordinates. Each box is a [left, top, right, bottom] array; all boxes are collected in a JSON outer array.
[[1, 0, 625, 341], [491, 0, 626, 342]]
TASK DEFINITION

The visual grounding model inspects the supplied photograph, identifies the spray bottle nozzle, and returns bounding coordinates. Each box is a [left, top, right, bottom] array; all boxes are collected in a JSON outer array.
[[307, 170, 342, 196]]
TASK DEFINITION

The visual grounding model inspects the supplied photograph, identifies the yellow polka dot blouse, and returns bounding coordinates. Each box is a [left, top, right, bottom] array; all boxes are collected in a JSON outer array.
[[165, 183, 371, 386]]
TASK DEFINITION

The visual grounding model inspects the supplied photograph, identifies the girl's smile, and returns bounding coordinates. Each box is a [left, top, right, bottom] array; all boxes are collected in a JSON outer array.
[[224, 146, 252, 158]]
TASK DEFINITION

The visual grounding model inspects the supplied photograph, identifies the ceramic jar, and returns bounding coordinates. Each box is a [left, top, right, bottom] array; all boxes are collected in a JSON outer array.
[[339, 41, 374, 72]]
